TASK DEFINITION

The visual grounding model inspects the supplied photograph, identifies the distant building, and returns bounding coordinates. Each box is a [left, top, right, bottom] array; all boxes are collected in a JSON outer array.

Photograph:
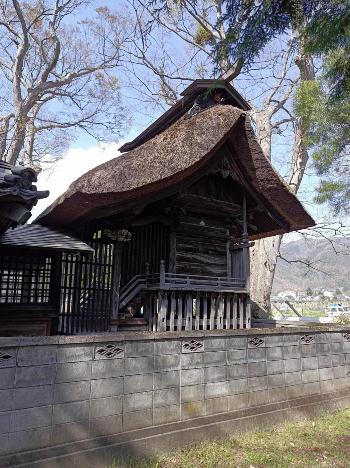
[[277, 291, 297, 300]]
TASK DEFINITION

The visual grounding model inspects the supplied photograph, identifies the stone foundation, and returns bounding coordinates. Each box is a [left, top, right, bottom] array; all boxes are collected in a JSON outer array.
[[1, 326, 350, 467]]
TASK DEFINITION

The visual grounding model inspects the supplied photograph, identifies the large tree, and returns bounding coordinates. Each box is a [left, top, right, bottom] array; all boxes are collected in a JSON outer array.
[[0, 0, 129, 170], [301, 3, 350, 213], [124, 0, 315, 315]]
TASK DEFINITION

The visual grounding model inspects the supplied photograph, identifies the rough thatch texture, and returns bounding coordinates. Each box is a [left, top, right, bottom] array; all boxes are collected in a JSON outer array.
[[36, 104, 314, 235], [36, 106, 243, 226], [229, 118, 314, 232]]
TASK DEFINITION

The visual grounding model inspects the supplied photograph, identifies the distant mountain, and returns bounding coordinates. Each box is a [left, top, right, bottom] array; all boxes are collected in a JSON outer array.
[[273, 236, 350, 294]]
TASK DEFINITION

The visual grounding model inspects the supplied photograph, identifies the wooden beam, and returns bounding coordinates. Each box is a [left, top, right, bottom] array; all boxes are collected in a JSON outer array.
[[285, 300, 302, 317]]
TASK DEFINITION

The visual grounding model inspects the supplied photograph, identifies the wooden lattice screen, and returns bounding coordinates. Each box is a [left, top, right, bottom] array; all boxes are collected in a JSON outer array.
[[57, 228, 115, 334], [0, 252, 52, 304]]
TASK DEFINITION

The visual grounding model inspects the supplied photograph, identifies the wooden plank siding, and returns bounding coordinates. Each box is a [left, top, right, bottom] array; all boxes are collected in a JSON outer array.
[[175, 234, 228, 277]]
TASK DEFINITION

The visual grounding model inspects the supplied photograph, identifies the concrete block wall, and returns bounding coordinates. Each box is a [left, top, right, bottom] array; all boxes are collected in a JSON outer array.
[[1, 327, 350, 457]]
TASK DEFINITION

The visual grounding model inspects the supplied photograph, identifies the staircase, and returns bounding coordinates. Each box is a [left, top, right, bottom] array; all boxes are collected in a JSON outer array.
[[119, 274, 148, 310]]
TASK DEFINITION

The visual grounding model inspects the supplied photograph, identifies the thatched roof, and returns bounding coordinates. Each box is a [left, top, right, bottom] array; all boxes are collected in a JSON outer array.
[[119, 79, 250, 152], [36, 105, 315, 237]]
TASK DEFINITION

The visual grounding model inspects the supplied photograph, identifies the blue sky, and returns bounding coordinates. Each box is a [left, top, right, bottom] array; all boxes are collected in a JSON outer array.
[[32, 0, 345, 234]]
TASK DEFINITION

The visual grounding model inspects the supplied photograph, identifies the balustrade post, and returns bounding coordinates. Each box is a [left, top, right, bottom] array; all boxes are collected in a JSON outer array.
[[145, 262, 150, 288], [160, 259, 165, 287], [242, 194, 250, 293]]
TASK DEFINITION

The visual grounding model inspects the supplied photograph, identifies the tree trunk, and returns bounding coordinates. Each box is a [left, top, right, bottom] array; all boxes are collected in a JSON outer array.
[[249, 50, 314, 318], [249, 106, 277, 317], [250, 235, 282, 316], [22, 111, 40, 171], [6, 114, 28, 165], [0, 117, 11, 161], [251, 107, 273, 158]]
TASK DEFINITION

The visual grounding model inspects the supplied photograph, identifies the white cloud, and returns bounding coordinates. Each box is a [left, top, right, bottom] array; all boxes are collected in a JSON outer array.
[[31, 142, 123, 221]]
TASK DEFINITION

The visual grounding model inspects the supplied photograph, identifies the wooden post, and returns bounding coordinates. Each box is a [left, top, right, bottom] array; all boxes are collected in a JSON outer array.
[[217, 294, 224, 329], [246, 295, 251, 328], [225, 295, 231, 330], [242, 194, 250, 293], [194, 293, 200, 330], [146, 294, 153, 331], [185, 293, 192, 330], [226, 241, 232, 278], [177, 292, 183, 331], [50, 252, 63, 335], [285, 300, 302, 317], [239, 295, 244, 329], [232, 294, 238, 329], [170, 292, 176, 331], [273, 302, 286, 317], [158, 291, 167, 331], [209, 293, 216, 330], [152, 293, 157, 331], [202, 293, 208, 331], [111, 242, 123, 321], [160, 259, 165, 287]]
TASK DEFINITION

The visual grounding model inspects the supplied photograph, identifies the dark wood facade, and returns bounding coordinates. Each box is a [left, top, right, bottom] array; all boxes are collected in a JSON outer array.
[[0, 225, 93, 336], [0, 248, 61, 335], [8, 80, 314, 336], [53, 152, 254, 334]]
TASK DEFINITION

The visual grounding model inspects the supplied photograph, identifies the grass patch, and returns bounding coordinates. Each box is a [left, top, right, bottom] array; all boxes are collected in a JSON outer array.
[[111, 408, 350, 467]]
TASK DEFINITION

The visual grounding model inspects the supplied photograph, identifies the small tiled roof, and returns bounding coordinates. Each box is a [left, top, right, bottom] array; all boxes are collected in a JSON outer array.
[[0, 224, 93, 252]]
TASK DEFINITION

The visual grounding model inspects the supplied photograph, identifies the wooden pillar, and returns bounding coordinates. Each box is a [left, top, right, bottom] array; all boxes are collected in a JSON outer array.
[[160, 259, 165, 287], [158, 291, 167, 331], [111, 242, 123, 320], [50, 252, 62, 335], [242, 195, 250, 293]]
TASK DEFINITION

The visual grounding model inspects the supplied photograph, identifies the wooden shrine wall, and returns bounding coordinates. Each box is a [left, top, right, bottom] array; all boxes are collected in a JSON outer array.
[[120, 222, 169, 286], [173, 172, 244, 277], [174, 234, 228, 276]]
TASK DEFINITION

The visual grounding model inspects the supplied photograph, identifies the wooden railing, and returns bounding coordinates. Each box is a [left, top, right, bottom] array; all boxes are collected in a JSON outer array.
[[119, 272, 247, 310], [158, 273, 246, 290], [143, 290, 251, 331]]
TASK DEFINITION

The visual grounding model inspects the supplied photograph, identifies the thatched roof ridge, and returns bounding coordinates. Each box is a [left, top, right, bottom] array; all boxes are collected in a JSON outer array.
[[119, 79, 250, 152], [36, 104, 315, 236]]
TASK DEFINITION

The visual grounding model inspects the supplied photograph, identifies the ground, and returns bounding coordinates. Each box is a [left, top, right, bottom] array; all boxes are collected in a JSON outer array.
[[111, 408, 350, 467]]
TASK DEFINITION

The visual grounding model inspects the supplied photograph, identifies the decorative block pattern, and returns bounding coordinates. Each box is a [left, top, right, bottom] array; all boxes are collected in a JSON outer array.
[[182, 340, 204, 353], [343, 333, 350, 342], [248, 336, 264, 348], [0, 351, 12, 363], [300, 334, 314, 344], [0, 328, 350, 456], [95, 344, 124, 359]]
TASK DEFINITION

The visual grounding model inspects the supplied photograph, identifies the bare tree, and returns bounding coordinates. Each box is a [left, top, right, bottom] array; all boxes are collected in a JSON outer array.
[[0, 0, 129, 170]]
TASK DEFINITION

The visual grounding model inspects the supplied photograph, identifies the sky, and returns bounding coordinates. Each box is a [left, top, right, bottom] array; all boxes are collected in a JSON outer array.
[[31, 142, 123, 220], [28, 0, 346, 238]]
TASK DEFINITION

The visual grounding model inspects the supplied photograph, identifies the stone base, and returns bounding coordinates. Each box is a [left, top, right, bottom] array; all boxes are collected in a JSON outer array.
[[2, 388, 350, 468]]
